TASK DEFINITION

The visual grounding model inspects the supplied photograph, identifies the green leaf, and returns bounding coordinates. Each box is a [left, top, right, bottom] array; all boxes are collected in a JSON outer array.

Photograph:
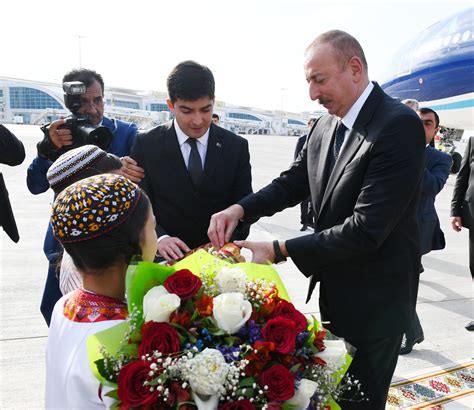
[[104, 389, 119, 400], [290, 363, 302, 373], [238, 377, 256, 388]]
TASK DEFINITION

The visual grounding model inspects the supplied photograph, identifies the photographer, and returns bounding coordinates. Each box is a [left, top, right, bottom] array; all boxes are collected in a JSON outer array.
[[26, 68, 143, 325]]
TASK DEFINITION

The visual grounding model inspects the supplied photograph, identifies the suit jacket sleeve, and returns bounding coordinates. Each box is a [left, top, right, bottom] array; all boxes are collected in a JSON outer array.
[[0, 125, 25, 166], [451, 138, 471, 217], [130, 131, 167, 238], [230, 138, 255, 240], [423, 151, 451, 196], [239, 133, 312, 218]]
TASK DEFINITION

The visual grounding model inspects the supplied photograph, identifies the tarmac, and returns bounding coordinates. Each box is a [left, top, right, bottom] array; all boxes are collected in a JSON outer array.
[[0, 124, 472, 408]]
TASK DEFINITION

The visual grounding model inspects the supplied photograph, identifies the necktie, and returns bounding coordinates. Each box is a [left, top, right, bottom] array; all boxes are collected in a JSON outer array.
[[328, 121, 347, 175], [187, 138, 203, 187]]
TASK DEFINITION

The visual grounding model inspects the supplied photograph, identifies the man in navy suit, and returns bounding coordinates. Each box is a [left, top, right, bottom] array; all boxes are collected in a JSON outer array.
[[209, 30, 425, 409], [400, 107, 452, 354], [131, 61, 253, 262]]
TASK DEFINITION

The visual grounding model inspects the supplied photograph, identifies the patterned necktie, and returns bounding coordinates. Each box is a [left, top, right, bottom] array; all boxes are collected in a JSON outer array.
[[186, 138, 203, 187], [328, 121, 347, 175]]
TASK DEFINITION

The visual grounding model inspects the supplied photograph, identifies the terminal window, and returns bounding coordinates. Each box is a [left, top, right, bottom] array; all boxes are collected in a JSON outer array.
[[9, 87, 63, 110]]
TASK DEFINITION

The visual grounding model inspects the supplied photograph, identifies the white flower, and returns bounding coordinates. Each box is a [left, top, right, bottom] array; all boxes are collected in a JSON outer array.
[[142, 286, 180, 323], [286, 379, 318, 409], [213, 292, 252, 334], [192, 392, 219, 410], [185, 349, 229, 396], [316, 339, 348, 369], [214, 267, 247, 294]]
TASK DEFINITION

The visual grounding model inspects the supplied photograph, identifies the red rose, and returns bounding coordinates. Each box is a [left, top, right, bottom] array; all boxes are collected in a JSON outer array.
[[271, 300, 307, 333], [117, 360, 160, 407], [219, 399, 257, 409], [259, 364, 294, 401], [261, 317, 297, 354], [164, 269, 202, 300], [139, 322, 180, 357]]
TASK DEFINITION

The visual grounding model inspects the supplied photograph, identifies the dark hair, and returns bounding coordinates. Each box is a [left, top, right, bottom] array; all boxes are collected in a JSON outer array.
[[62, 68, 105, 94], [419, 107, 440, 128], [64, 191, 150, 273], [52, 153, 122, 194], [212, 113, 220, 120], [307, 30, 368, 72], [167, 61, 215, 103]]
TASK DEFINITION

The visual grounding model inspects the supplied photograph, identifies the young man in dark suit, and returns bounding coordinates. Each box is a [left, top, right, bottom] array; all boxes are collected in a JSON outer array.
[[399, 107, 452, 354], [131, 61, 253, 262], [209, 30, 425, 409]]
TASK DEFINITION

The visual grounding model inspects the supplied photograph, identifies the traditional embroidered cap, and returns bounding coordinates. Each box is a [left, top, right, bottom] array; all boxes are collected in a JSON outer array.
[[47, 145, 108, 193], [51, 174, 141, 244]]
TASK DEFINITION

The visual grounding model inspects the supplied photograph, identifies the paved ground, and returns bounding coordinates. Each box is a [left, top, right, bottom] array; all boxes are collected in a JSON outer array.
[[0, 125, 472, 408]]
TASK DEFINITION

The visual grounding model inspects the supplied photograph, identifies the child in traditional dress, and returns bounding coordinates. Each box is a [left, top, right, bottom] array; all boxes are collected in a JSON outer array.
[[45, 174, 157, 409], [46, 144, 123, 295]]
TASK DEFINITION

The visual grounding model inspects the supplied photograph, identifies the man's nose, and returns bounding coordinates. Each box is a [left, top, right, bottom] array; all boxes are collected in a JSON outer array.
[[309, 83, 321, 101]]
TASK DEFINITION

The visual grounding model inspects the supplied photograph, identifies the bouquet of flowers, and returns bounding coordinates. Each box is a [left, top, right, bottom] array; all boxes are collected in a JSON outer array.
[[87, 248, 357, 409]]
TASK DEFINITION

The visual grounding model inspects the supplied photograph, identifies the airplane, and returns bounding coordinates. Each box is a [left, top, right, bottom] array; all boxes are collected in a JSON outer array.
[[381, 6, 474, 132]]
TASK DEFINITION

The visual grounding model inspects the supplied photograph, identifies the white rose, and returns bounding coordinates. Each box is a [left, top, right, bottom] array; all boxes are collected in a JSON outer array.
[[213, 292, 252, 334], [142, 286, 181, 323], [286, 379, 318, 410], [214, 267, 247, 294], [186, 348, 229, 396], [315, 339, 348, 369]]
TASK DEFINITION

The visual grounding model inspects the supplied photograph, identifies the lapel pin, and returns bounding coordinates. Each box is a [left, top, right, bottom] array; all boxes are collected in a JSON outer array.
[[216, 142, 222, 148]]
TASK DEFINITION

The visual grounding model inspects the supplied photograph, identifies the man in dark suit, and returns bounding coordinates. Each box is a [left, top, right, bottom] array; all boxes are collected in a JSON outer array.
[[400, 108, 452, 354], [131, 61, 253, 261], [294, 118, 316, 231], [451, 136, 474, 274], [208, 30, 425, 409], [0, 125, 25, 242], [451, 136, 474, 330]]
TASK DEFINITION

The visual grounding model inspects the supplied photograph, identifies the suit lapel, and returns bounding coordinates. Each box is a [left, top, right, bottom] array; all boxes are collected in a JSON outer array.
[[164, 123, 194, 188], [319, 129, 365, 213], [202, 124, 222, 185], [314, 120, 338, 212]]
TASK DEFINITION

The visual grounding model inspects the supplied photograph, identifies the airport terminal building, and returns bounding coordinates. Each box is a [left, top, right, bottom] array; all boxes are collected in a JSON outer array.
[[0, 76, 318, 136]]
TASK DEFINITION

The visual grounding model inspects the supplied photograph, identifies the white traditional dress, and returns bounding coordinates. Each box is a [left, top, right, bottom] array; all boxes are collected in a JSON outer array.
[[45, 289, 127, 409]]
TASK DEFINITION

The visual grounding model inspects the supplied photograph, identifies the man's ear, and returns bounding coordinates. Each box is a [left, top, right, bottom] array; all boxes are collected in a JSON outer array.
[[166, 99, 175, 112], [349, 56, 363, 80]]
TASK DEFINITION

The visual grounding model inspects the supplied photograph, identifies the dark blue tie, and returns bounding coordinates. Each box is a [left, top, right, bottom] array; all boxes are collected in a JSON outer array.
[[328, 121, 347, 175], [187, 138, 203, 187]]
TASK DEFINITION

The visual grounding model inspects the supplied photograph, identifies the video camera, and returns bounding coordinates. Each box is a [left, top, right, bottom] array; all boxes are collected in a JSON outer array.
[[61, 81, 112, 150]]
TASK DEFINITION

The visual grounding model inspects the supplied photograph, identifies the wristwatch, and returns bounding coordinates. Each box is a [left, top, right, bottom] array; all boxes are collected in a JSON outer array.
[[272, 240, 287, 264]]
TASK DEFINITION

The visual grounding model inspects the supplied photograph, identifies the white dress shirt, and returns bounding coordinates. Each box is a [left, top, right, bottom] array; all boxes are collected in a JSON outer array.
[[339, 82, 374, 154], [174, 119, 210, 168]]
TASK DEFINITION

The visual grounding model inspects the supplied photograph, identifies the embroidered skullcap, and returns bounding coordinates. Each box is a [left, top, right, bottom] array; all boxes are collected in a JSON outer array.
[[51, 174, 141, 244], [47, 145, 107, 192]]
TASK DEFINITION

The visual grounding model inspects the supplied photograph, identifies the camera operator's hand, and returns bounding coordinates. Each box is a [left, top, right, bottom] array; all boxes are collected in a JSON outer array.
[[48, 119, 73, 149], [120, 156, 145, 183]]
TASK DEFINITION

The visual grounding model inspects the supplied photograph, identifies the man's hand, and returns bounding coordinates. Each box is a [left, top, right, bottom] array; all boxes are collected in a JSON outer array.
[[234, 240, 275, 264], [157, 237, 190, 262], [451, 216, 462, 232], [120, 156, 145, 183], [48, 119, 73, 149], [208, 204, 245, 248]]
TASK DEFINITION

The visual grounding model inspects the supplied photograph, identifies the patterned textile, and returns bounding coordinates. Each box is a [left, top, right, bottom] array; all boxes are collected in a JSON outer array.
[[51, 174, 140, 243], [63, 289, 128, 323], [387, 362, 474, 409], [47, 145, 107, 191]]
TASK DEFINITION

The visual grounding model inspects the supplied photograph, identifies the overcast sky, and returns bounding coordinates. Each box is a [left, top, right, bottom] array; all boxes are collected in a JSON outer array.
[[2, 0, 472, 112]]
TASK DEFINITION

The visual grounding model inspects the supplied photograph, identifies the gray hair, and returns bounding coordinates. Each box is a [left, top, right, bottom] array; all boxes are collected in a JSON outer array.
[[306, 30, 368, 72], [402, 99, 420, 111]]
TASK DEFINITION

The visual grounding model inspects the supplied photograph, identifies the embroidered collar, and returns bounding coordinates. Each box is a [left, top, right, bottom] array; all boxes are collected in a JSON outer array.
[[63, 289, 128, 323]]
